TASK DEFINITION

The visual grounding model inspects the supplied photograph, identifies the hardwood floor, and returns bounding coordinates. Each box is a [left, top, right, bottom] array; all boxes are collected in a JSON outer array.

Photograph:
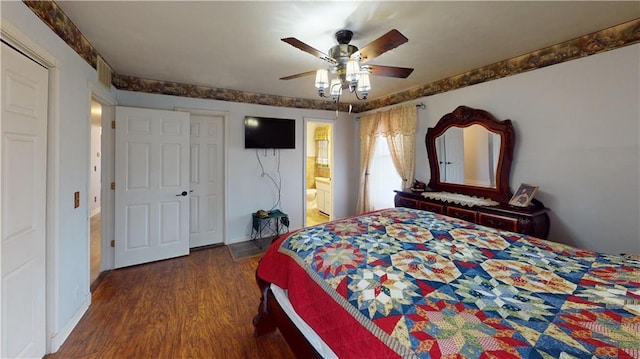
[[90, 214, 101, 285], [45, 246, 295, 359]]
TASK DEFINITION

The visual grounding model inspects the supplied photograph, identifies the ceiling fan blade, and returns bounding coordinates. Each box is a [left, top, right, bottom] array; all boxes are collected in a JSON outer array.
[[279, 70, 317, 80], [353, 29, 408, 63], [368, 65, 414, 78], [281, 37, 337, 65]]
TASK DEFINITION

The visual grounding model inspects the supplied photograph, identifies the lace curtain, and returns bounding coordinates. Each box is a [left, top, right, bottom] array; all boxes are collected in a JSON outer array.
[[380, 104, 417, 191], [355, 113, 381, 213], [356, 103, 417, 213]]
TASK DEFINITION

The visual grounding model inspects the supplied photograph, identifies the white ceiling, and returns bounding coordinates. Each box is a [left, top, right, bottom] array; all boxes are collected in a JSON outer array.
[[56, 1, 639, 103]]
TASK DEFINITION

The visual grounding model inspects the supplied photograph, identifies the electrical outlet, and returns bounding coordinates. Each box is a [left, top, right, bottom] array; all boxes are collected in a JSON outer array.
[[74, 191, 80, 208]]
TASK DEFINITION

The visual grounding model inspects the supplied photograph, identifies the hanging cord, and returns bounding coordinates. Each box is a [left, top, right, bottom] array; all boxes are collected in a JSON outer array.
[[255, 149, 282, 211]]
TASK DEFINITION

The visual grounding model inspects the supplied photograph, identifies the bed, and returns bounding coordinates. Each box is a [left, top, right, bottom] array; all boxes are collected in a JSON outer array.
[[254, 207, 640, 358]]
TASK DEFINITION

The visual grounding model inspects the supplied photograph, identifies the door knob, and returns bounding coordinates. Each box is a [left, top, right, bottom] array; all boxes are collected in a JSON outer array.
[[176, 191, 188, 197]]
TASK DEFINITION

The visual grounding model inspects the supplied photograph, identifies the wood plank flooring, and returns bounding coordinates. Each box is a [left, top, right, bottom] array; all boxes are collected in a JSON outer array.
[[90, 214, 100, 285], [45, 245, 295, 359]]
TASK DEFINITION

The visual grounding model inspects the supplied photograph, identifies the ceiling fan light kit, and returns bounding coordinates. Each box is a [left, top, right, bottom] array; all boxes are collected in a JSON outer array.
[[281, 29, 414, 104]]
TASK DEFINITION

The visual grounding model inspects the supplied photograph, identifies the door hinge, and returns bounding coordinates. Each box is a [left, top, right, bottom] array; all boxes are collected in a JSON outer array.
[[110, 240, 115, 248], [111, 120, 116, 129], [111, 182, 115, 190]]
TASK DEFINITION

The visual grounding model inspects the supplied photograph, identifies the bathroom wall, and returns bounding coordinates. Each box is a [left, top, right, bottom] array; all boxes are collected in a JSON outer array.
[[306, 157, 316, 189]]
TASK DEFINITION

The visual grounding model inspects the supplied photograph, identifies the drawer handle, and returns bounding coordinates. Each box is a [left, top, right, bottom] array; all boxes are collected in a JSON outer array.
[[486, 219, 504, 227]]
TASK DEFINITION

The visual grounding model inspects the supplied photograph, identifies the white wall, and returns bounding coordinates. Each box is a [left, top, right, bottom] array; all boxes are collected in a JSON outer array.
[[2, 1, 118, 349], [115, 91, 358, 243], [413, 44, 640, 254]]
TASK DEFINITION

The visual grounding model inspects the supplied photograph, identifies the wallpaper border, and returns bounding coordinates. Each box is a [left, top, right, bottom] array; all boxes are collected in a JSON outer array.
[[23, 1, 639, 113]]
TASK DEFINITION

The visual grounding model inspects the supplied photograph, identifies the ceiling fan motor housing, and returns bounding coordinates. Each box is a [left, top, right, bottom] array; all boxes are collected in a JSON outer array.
[[329, 44, 358, 83], [329, 44, 358, 63]]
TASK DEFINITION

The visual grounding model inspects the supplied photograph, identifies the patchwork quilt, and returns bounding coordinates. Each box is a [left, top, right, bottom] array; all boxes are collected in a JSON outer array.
[[257, 208, 640, 358]]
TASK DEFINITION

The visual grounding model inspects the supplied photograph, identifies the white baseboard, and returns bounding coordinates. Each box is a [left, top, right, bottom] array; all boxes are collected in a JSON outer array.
[[225, 236, 252, 245], [225, 226, 301, 245], [49, 294, 91, 352]]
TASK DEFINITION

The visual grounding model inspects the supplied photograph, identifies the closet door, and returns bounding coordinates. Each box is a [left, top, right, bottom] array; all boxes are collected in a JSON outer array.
[[189, 113, 224, 248], [1, 42, 48, 358]]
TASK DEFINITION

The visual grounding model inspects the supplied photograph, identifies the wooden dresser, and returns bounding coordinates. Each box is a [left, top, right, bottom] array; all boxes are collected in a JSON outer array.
[[403, 105, 552, 239], [394, 190, 550, 239]]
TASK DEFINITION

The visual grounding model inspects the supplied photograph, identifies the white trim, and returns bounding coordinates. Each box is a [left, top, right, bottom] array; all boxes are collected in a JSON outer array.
[[174, 107, 230, 244], [0, 19, 56, 67], [303, 117, 335, 226], [46, 66, 61, 354], [1, 17, 61, 354], [89, 82, 117, 272], [50, 295, 90, 351]]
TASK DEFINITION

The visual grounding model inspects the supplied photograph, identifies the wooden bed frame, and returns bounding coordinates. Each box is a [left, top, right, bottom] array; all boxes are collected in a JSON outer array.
[[253, 273, 322, 358]]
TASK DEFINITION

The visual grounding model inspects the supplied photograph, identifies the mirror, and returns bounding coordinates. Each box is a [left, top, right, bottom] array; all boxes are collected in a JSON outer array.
[[426, 106, 515, 202], [435, 125, 501, 188]]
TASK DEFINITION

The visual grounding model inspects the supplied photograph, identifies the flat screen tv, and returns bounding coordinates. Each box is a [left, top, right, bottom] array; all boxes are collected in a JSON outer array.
[[244, 116, 295, 149]]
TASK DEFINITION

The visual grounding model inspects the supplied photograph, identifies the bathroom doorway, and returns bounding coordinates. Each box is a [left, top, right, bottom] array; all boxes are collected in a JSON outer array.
[[305, 119, 334, 227]]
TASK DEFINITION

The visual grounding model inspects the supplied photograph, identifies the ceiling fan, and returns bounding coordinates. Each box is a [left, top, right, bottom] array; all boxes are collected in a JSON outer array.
[[280, 29, 414, 102]]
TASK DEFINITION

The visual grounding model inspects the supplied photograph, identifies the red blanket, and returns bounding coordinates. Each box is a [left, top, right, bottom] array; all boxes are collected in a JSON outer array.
[[259, 232, 403, 358]]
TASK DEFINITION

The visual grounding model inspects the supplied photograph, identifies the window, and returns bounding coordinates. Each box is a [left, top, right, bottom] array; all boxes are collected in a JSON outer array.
[[368, 138, 401, 210]]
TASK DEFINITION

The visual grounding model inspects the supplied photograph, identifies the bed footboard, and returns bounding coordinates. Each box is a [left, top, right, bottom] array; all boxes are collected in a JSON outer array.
[[253, 271, 322, 358], [253, 273, 277, 336]]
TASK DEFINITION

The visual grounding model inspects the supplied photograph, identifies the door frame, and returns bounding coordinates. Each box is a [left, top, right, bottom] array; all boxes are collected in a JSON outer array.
[[303, 117, 335, 226], [1, 18, 61, 353], [87, 82, 116, 274], [175, 107, 229, 244]]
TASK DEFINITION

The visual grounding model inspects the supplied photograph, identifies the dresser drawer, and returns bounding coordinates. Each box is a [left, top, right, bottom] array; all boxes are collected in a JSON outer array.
[[395, 196, 417, 209], [479, 213, 519, 232], [419, 201, 443, 214], [446, 206, 477, 223]]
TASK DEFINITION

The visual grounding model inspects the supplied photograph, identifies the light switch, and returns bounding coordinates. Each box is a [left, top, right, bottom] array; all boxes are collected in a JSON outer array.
[[74, 191, 80, 208]]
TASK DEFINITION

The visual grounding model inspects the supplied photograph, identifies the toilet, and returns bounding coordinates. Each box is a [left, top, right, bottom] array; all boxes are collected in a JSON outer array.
[[306, 188, 317, 209]]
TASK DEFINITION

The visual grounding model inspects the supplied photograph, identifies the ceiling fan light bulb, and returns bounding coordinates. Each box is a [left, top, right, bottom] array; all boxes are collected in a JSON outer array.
[[357, 72, 371, 93], [314, 69, 329, 89], [345, 60, 360, 82]]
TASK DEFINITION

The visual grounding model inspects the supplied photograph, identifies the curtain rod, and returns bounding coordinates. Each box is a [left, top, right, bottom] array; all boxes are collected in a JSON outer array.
[[355, 102, 425, 121]]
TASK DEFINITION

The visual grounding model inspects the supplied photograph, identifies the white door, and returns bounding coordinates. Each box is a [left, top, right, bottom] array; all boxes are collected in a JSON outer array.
[[442, 127, 465, 184], [189, 114, 224, 248], [114, 106, 190, 268], [1, 43, 48, 358]]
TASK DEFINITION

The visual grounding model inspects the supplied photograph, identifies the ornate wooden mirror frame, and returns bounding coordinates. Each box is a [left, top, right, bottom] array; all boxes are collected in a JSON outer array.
[[426, 106, 515, 202]]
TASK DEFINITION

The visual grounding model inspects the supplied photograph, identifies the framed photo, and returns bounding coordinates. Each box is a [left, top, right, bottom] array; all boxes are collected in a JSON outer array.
[[508, 183, 539, 207]]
